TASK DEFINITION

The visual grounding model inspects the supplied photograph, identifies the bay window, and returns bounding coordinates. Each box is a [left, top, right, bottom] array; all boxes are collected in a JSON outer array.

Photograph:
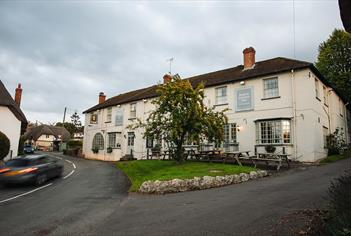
[[256, 119, 291, 144]]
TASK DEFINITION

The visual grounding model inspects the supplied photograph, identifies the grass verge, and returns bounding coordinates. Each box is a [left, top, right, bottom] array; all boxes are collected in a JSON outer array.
[[320, 149, 351, 164], [116, 160, 257, 191]]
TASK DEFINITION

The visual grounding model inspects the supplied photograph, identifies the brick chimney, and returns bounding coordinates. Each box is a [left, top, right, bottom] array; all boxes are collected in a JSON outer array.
[[243, 47, 256, 69], [163, 74, 172, 84], [14, 83, 22, 107], [99, 92, 106, 104]]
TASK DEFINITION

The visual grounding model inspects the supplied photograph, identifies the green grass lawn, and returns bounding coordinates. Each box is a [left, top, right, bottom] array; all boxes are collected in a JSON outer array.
[[116, 160, 257, 191], [320, 150, 351, 164]]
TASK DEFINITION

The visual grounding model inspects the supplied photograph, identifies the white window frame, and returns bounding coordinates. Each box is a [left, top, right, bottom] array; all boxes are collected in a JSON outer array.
[[323, 86, 328, 105], [115, 107, 124, 126], [215, 86, 227, 105], [315, 79, 320, 99], [130, 103, 136, 118], [108, 132, 116, 148], [106, 107, 112, 123], [256, 119, 291, 144], [92, 133, 104, 150], [263, 77, 279, 99]]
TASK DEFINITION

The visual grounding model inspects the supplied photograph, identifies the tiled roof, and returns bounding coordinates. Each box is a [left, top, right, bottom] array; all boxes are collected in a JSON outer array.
[[83, 57, 341, 114], [0, 80, 27, 131]]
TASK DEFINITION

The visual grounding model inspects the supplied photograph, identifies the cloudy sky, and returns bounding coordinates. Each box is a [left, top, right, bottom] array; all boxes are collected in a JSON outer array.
[[0, 0, 343, 124]]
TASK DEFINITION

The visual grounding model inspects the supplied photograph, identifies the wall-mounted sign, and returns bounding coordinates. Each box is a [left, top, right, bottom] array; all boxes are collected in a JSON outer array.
[[90, 114, 98, 124], [235, 87, 254, 112]]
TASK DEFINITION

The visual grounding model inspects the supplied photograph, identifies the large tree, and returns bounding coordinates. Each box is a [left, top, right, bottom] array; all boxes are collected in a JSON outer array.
[[133, 75, 228, 163], [315, 29, 351, 101]]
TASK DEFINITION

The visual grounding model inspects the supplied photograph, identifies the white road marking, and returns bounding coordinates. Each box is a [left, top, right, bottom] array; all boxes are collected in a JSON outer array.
[[0, 154, 77, 204], [0, 183, 53, 204], [63, 170, 75, 179]]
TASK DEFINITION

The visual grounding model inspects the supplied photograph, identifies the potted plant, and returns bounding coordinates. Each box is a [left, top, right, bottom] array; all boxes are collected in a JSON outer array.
[[265, 145, 276, 153], [92, 147, 99, 154], [107, 147, 113, 153]]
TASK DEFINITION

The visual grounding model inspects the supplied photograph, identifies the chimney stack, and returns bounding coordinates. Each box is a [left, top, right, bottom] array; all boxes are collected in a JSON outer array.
[[99, 92, 106, 104], [163, 74, 172, 84], [243, 47, 256, 69], [14, 83, 22, 107]]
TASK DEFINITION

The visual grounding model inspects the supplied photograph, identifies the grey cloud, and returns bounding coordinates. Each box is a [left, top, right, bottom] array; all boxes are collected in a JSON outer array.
[[0, 1, 343, 123]]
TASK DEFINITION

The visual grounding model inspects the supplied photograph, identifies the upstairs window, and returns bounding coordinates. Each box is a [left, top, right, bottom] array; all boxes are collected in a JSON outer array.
[[256, 119, 291, 144], [215, 86, 227, 105], [106, 107, 112, 123], [315, 79, 320, 99], [263, 78, 279, 98], [130, 103, 136, 118], [92, 133, 104, 150], [323, 86, 328, 105], [115, 107, 124, 126]]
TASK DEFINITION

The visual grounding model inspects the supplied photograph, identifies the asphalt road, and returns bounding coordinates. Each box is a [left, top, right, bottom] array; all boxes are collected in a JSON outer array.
[[0, 153, 350, 236]]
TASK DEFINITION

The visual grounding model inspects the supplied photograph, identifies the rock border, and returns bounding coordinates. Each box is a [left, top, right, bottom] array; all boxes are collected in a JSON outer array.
[[139, 170, 268, 194]]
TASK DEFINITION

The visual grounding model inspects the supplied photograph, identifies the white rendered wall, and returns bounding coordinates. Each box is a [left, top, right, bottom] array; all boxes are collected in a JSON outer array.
[[0, 106, 21, 159], [83, 68, 349, 162]]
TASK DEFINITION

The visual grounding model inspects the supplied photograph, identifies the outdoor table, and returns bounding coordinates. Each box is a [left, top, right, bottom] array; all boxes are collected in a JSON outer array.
[[255, 153, 291, 170], [223, 151, 251, 166], [198, 150, 221, 161]]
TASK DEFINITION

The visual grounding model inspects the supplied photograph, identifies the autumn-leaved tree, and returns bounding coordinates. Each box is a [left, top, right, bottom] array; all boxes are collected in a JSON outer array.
[[133, 75, 227, 163], [316, 29, 351, 101]]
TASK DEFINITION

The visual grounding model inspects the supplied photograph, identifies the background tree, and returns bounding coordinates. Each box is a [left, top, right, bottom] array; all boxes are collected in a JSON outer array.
[[56, 112, 82, 137], [0, 131, 10, 162], [70, 112, 82, 132], [133, 75, 228, 163], [315, 29, 351, 101], [55, 122, 75, 137]]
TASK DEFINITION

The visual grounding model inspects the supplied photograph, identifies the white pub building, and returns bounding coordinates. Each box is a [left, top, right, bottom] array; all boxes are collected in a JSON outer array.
[[83, 47, 350, 162]]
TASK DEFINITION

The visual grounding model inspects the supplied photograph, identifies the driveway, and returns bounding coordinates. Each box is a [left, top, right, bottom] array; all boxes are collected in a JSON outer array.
[[0, 153, 350, 236]]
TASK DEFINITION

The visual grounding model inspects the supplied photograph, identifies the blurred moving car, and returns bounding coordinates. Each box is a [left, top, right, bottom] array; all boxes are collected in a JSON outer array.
[[0, 154, 64, 186], [23, 144, 35, 154]]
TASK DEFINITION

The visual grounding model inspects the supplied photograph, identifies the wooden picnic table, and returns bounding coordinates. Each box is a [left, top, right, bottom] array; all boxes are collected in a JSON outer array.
[[223, 151, 252, 166], [197, 150, 221, 161], [255, 152, 291, 170]]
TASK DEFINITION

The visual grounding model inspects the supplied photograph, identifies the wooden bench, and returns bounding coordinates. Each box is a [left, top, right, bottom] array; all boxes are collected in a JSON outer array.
[[253, 153, 291, 170], [223, 151, 254, 166]]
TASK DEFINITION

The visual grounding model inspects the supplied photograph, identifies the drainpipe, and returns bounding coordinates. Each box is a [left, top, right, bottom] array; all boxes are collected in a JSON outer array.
[[291, 69, 298, 160]]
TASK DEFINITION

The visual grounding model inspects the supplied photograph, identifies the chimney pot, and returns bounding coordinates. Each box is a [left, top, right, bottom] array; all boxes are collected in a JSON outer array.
[[99, 92, 106, 104], [243, 47, 256, 69], [15, 83, 23, 107], [163, 74, 172, 84]]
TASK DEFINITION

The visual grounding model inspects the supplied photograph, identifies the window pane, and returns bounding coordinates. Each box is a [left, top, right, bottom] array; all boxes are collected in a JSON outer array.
[[216, 87, 227, 105], [92, 133, 104, 150], [256, 120, 291, 144], [264, 78, 279, 98]]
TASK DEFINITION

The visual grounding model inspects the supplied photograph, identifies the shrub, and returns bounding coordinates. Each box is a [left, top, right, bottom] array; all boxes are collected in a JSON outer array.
[[0, 131, 10, 160], [67, 140, 82, 149], [265, 145, 276, 153], [18, 135, 25, 156], [325, 171, 351, 235]]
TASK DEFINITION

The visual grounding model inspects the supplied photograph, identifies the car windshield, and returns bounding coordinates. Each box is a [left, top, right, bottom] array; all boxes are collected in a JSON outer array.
[[5, 159, 30, 167], [24, 145, 32, 148]]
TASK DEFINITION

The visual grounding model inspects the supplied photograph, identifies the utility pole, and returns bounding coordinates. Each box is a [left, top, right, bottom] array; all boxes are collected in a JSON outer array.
[[63, 107, 67, 123], [167, 57, 174, 74]]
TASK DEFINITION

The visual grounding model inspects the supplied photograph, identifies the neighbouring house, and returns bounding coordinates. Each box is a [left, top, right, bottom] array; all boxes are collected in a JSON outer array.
[[0, 81, 27, 159], [23, 124, 71, 151], [82, 47, 350, 162]]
